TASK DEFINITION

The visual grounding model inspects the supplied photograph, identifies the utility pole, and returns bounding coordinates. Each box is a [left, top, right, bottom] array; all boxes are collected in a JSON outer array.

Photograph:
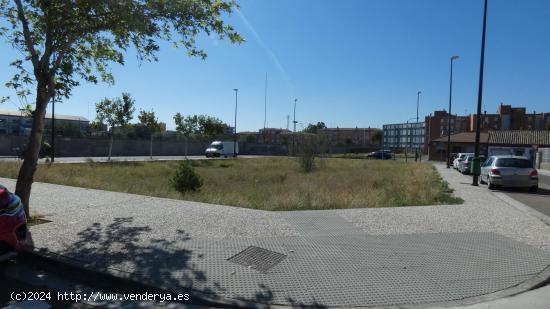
[[415, 91, 421, 162], [286, 115, 289, 130], [264, 73, 267, 129], [473, 0, 488, 186], [263, 72, 267, 143], [447, 55, 459, 168], [51, 92, 55, 163], [292, 98, 297, 156], [233, 89, 238, 157]]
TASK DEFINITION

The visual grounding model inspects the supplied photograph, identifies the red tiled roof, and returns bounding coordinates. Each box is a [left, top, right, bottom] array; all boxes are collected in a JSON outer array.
[[488, 130, 550, 146], [431, 132, 489, 144]]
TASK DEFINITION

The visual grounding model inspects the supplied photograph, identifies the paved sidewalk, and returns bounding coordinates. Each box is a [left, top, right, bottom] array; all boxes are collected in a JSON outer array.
[[2, 163, 550, 307]]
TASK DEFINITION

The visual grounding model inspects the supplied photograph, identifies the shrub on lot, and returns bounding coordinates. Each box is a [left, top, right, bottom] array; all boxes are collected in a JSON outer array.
[[297, 135, 327, 173], [172, 161, 203, 193]]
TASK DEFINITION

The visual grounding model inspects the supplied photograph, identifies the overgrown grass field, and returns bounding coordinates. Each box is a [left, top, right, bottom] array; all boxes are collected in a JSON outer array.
[[0, 158, 462, 211]]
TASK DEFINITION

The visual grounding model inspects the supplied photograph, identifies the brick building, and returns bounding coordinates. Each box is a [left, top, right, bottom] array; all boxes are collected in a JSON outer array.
[[423, 104, 550, 154], [317, 127, 382, 146]]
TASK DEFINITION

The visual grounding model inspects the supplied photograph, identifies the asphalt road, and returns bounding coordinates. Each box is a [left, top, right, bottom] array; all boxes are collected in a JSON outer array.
[[499, 174, 550, 218], [0, 258, 195, 308]]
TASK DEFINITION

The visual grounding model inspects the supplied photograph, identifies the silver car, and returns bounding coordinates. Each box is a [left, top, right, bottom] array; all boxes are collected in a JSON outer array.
[[453, 153, 474, 170], [459, 155, 485, 174], [480, 156, 538, 192]]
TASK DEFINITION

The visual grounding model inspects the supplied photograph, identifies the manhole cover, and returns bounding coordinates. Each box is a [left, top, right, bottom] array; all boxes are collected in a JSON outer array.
[[228, 246, 287, 273]]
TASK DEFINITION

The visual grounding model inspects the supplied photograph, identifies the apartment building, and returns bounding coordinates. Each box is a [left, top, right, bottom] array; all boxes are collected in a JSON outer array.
[[383, 122, 425, 150]]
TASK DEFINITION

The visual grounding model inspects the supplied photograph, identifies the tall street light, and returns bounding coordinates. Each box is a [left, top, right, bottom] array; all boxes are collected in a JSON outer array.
[[446, 55, 460, 168], [51, 91, 55, 163], [233, 89, 238, 157], [405, 117, 417, 163], [473, 0, 488, 186], [292, 98, 297, 156], [415, 91, 421, 162]]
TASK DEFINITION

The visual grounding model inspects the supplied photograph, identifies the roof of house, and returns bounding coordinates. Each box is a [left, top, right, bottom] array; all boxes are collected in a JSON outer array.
[[0, 109, 89, 122], [488, 130, 550, 146], [431, 130, 550, 146], [431, 132, 489, 144]]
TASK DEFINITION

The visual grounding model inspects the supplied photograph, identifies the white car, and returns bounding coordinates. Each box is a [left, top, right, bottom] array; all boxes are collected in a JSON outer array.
[[453, 153, 474, 170]]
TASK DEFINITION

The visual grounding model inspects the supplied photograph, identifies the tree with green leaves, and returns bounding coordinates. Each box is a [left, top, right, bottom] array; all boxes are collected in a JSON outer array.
[[95, 93, 135, 160], [138, 109, 160, 159], [173, 113, 228, 138], [303, 121, 327, 134], [371, 130, 383, 145], [0, 0, 243, 216]]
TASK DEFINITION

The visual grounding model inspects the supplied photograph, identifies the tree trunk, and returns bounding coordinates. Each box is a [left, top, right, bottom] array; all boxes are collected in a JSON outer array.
[[150, 135, 153, 159], [108, 133, 114, 160], [15, 81, 49, 217]]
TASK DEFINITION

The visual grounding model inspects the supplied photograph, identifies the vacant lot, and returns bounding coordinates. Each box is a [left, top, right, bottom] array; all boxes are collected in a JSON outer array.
[[0, 158, 461, 211]]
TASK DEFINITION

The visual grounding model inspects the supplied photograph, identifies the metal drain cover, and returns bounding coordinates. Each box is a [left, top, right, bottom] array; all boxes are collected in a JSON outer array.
[[228, 246, 287, 273]]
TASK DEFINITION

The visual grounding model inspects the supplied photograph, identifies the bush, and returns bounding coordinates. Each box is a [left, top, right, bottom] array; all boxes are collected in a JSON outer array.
[[297, 135, 324, 173], [172, 161, 203, 193]]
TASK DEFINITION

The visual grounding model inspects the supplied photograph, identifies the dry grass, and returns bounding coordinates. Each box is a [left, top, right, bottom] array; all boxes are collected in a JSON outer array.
[[0, 158, 462, 211]]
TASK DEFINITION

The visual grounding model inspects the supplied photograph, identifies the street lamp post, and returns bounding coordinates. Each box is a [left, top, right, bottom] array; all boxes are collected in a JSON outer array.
[[406, 121, 410, 163], [292, 98, 297, 156], [51, 92, 55, 163], [473, 0, 488, 186], [446, 55, 459, 168], [404, 117, 417, 163], [233, 89, 238, 157], [416, 91, 421, 162]]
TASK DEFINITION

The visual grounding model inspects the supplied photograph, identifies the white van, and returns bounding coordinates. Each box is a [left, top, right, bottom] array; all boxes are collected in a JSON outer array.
[[205, 141, 239, 158]]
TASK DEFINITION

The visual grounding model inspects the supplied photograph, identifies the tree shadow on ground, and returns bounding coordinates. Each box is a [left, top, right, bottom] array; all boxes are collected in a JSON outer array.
[[51, 217, 327, 308]]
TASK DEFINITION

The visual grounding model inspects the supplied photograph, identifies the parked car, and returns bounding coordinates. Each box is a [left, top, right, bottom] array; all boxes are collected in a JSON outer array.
[[367, 151, 392, 160], [448, 153, 458, 166], [453, 153, 474, 170], [0, 185, 27, 262], [480, 156, 538, 191], [205, 141, 239, 158], [459, 155, 485, 174]]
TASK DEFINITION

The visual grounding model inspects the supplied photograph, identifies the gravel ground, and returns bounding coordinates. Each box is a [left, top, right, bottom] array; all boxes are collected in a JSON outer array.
[[2, 162, 549, 250], [337, 163, 550, 252]]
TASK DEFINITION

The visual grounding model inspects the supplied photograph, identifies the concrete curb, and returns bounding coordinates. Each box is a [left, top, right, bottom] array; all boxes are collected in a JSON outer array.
[[492, 191, 550, 226]]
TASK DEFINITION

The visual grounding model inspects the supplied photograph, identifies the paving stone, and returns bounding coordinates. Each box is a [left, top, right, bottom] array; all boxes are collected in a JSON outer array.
[[2, 163, 550, 307]]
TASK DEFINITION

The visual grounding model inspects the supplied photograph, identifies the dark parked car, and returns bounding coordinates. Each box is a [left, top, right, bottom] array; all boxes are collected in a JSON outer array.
[[367, 151, 393, 160]]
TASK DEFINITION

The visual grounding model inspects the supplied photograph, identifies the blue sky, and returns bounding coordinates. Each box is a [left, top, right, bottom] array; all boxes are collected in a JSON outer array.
[[1, 0, 550, 131]]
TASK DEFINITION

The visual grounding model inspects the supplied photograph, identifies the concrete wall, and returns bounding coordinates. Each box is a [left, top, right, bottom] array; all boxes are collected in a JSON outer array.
[[0, 135, 289, 157], [0, 135, 380, 158]]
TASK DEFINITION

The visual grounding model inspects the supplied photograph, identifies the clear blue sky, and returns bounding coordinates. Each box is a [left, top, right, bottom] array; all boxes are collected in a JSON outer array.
[[1, 0, 550, 132]]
